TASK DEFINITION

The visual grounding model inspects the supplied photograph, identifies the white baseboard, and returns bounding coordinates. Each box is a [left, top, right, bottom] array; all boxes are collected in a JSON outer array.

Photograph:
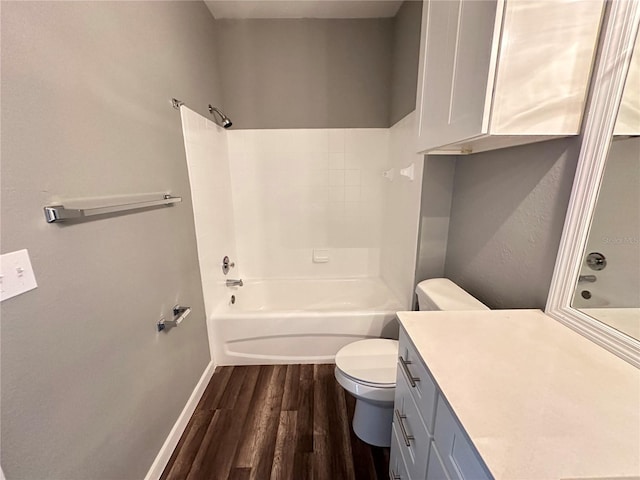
[[144, 361, 216, 480]]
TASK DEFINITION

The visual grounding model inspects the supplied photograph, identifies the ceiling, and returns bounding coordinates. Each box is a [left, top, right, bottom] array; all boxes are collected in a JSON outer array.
[[204, 1, 404, 19]]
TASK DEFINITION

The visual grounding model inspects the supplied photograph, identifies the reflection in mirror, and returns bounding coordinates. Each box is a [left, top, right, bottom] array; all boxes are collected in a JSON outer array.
[[571, 37, 639, 341], [572, 136, 640, 340]]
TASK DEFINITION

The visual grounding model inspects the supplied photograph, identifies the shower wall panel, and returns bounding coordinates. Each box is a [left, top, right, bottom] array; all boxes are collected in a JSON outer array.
[[227, 128, 389, 279], [180, 107, 238, 353], [380, 112, 425, 308]]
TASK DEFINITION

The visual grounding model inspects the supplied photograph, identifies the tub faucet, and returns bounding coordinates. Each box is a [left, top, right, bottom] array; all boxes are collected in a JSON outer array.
[[226, 278, 243, 287]]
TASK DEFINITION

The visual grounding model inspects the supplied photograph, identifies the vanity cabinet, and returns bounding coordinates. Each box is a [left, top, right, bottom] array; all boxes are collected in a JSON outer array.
[[415, 0, 605, 155], [390, 328, 491, 480]]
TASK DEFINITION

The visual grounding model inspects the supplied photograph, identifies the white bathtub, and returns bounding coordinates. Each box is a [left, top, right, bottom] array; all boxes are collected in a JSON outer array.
[[211, 278, 404, 365]]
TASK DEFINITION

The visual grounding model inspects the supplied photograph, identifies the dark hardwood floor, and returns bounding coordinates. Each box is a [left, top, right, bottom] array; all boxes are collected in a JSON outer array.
[[161, 364, 389, 480]]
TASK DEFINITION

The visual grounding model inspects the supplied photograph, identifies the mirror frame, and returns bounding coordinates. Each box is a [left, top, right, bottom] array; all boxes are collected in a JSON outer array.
[[546, 0, 640, 368]]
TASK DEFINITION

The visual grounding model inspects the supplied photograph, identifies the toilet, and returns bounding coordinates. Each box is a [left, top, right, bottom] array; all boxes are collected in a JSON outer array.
[[334, 278, 489, 447]]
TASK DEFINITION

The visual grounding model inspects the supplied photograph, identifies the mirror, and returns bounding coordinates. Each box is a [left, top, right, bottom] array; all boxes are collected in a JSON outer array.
[[546, 1, 640, 367], [571, 136, 639, 340], [572, 36, 640, 340]]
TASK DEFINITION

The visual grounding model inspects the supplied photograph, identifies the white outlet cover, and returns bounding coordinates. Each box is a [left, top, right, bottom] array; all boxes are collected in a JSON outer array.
[[0, 249, 38, 302]]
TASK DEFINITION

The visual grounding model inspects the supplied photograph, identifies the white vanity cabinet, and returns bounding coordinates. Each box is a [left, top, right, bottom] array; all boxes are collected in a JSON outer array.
[[390, 328, 491, 480], [415, 0, 605, 155]]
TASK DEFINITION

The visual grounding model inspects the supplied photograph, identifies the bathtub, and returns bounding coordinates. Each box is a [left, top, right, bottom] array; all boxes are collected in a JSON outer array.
[[211, 278, 404, 365]]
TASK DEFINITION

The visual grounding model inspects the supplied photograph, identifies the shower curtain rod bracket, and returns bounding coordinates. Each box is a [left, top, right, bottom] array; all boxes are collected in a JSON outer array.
[[171, 98, 184, 110]]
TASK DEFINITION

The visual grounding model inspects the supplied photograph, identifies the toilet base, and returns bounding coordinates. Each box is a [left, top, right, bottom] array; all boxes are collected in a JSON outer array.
[[352, 398, 393, 447]]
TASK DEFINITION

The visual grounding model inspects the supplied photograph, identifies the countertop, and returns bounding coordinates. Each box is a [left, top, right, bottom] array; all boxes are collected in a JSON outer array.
[[397, 309, 640, 480]]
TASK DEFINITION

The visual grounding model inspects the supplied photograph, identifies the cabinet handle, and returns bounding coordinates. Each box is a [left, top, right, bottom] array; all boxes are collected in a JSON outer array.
[[389, 471, 401, 480], [394, 409, 414, 447], [399, 355, 420, 387]]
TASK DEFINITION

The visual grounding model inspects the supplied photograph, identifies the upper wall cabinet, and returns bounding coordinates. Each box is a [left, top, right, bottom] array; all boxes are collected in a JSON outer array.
[[415, 0, 605, 155]]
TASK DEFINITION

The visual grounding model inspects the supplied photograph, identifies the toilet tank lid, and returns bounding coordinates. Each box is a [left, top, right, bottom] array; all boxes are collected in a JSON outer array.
[[415, 278, 490, 311]]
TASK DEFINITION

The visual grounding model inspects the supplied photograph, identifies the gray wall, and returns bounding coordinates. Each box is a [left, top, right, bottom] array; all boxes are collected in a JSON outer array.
[[390, 0, 423, 125], [215, 18, 393, 129], [444, 138, 581, 309], [415, 156, 457, 285], [1, 2, 218, 478]]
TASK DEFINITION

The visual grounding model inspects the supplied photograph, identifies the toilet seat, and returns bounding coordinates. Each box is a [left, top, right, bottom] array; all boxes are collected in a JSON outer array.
[[335, 339, 398, 388]]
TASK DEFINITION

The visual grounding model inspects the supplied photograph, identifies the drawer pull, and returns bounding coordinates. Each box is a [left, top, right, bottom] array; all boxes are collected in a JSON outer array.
[[394, 409, 414, 447], [389, 471, 401, 480], [399, 355, 420, 387]]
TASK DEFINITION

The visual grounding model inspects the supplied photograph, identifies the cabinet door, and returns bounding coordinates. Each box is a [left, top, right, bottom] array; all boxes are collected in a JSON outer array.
[[416, 0, 499, 153], [490, 0, 604, 135]]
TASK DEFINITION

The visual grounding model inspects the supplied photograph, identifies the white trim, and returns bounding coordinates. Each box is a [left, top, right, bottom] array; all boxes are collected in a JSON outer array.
[[144, 361, 216, 480], [546, 0, 640, 368]]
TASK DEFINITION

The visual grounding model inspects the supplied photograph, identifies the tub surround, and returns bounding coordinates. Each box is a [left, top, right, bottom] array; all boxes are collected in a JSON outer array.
[[396, 309, 640, 479]]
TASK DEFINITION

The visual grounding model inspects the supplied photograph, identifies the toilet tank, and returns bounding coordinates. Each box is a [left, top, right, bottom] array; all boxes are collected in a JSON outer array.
[[415, 278, 490, 311]]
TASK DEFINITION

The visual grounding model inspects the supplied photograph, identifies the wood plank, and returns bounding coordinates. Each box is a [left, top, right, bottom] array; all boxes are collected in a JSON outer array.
[[160, 366, 234, 480], [161, 410, 213, 480], [228, 467, 252, 480], [217, 365, 250, 409], [269, 410, 297, 480], [292, 364, 314, 479], [233, 365, 287, 480], [182, 409, 224, 480], [198, 365, 234, 411], [187, 367, 261, 480], [281, 364, 300, 411]]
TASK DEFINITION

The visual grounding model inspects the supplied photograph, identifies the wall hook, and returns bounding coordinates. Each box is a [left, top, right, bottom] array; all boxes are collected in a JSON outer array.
[[400, 163, 415, 181]]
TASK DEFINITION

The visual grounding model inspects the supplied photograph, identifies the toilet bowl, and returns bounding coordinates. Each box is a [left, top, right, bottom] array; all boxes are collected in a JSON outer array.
[[334, 278, 489, 447]]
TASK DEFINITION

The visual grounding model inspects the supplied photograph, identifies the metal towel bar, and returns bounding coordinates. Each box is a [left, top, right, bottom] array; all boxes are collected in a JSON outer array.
[[44, 194, 181, 223]]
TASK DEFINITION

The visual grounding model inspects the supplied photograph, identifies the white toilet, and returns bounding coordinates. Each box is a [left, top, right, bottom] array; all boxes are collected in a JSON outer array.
[[334, 278, 489, 447]]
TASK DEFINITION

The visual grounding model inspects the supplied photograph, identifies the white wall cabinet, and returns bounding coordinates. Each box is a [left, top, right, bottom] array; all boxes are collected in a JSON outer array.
[[415, 0, 605, 155], [390, 328, 491, 480]]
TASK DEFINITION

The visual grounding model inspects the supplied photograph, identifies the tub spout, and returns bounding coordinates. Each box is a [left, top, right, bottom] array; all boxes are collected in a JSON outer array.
[[226, 278, 243, 287]]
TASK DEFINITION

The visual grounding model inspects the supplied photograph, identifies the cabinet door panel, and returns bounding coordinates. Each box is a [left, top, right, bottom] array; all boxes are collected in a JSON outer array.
[[490, 0, 604, 134], [427, 442, 452, 480], [449, 0, 498, 132], [419, 0, 459, 147], [434, 397, 491, 480], [418, 0, 498, 151]]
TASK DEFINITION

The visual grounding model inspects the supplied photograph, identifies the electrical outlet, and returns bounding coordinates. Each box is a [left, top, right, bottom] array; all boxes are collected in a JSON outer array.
[[0, 249, 38, 302]]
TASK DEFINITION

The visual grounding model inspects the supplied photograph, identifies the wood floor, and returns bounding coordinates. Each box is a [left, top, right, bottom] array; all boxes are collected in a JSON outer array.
[[161, 364, 390, 480]]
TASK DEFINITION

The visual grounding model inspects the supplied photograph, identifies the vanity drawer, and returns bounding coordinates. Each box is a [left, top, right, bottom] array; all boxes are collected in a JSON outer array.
[[393, 370, 431, 480], [427, 442, 452, 480], [390, 418, 412, 480], [398, 328, 438, 433], [434, 396, 491, 480]]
